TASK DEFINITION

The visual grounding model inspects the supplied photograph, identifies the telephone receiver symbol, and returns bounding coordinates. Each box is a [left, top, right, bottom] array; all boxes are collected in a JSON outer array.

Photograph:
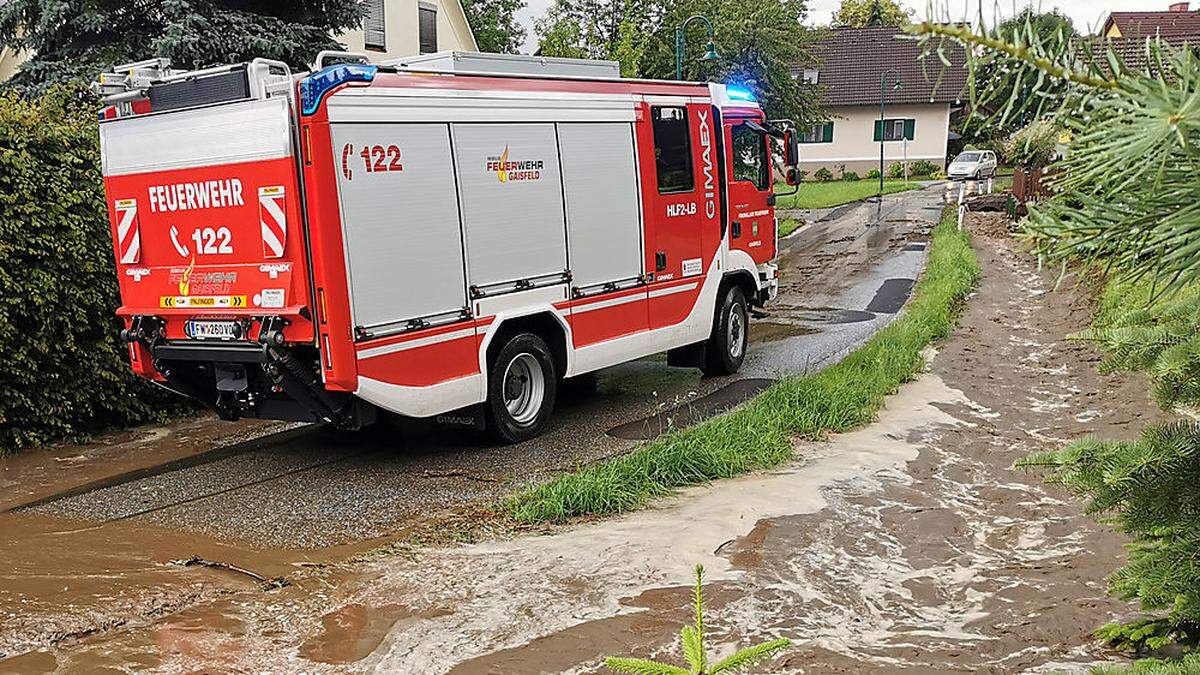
[[170, 226, 190, 257]]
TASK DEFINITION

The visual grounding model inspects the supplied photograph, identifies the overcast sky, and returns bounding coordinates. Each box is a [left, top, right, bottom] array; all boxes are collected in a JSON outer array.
[[512, 0, 1176, 53]]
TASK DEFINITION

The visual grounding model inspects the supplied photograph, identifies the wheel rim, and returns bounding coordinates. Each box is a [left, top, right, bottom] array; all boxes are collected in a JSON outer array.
[[502, 353, 545, 426], [728, 306, 745, 359]]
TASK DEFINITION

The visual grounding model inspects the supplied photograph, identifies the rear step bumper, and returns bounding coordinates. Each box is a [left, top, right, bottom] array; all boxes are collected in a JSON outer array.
[[148, 339, 373, 429], [153, 341, 269, 363]]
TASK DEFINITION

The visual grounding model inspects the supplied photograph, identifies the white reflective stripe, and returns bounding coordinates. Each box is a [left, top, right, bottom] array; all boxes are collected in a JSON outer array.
[[116, 204, 137, 240], [261, 222, 284, 258], [571, 292, 644, 314], [357, 327, 476, 360], [260, 194, 286, 232], [120, 229, 141, 264], [259, 193, 286, 258], [648, 281, 699, 298]]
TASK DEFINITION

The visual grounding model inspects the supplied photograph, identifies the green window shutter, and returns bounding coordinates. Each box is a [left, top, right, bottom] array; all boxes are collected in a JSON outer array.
[[873, 120, 882, 141], [822, 122, 833, 143], [903, 118, 915, 140]]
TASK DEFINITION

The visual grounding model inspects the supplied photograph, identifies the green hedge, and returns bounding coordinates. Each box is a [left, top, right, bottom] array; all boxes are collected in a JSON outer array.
[[0, 89, 190, 453]]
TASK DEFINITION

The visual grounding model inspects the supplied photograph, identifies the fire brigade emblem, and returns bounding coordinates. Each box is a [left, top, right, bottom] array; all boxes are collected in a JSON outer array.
[[179, 256, 195, 296], [485, 146, 544, 183]]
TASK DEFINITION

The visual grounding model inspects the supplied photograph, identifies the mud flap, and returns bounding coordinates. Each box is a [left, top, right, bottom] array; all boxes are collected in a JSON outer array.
[[667, 341, 707, 369]]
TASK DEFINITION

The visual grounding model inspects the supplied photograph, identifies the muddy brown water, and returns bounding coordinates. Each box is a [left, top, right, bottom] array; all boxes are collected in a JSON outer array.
[[6, 195, 1146, 673]]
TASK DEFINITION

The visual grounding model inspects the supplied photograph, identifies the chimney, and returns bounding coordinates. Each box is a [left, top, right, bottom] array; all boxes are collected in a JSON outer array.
[[1169, 2, 1189, 11]]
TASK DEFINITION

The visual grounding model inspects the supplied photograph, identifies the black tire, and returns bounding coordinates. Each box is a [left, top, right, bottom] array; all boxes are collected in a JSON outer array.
[[485, 333, 557, 444], [703, 286, 748, 376]]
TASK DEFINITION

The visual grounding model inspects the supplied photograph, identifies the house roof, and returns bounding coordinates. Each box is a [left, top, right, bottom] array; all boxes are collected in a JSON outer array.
[[804, 27, 968, 108], [1075, 34, 1198, 75], [1103, 10, 1200, 38]]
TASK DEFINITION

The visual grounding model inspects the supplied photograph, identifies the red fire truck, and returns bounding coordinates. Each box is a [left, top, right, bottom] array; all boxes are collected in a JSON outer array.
[[95, 52, 799, 442]]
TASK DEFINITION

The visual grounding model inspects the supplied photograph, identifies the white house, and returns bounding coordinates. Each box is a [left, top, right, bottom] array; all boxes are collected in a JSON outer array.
[[341, 0, 478, 60], [794, 27, 967, 176], [0, 0, 478, 81]]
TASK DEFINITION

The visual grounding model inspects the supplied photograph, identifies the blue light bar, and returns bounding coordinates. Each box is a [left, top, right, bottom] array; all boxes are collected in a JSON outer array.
[[726, 86, 756, 102], [300, 64, 378, 115]]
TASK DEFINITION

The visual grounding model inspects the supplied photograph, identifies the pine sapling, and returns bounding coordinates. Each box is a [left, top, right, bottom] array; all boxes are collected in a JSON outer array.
[[605, 565, 791, 675]]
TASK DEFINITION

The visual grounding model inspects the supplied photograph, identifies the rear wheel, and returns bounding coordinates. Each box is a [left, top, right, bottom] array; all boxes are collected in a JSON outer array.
[[485, 333, 557, 443], [703, 286, 748, 376]]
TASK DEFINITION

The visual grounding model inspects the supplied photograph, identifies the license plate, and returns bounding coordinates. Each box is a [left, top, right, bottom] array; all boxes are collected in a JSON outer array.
[[184, 320, 239, 340]]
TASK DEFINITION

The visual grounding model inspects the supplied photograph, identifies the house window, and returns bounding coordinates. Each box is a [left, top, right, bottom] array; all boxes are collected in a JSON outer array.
[[801, 69, 819, 84], [874, 118, 915, 141], [801, 122, 833, 144], [651, 106, 694, 194], [364, 0, 386, 51], [419, 2, 438, 54], [731, 124, 769, 191]]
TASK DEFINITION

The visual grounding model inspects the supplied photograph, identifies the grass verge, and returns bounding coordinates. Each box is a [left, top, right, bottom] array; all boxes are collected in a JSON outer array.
[[507, 210, 980, 523], [779, 217, 804, 237], [1090, 655, 1200, 675], [774, 180, 922, 210]]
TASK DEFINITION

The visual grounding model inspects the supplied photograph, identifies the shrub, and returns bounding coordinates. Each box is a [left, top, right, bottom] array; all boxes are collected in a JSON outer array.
[[813, 167, 834, 182], [909, 159, 939, 177], [842, 171, 860, 182], [0, 88, 191, 452], [887, 161, 906, 179], [865, 168, 882, 180], [1006, 119, 1059, 170]]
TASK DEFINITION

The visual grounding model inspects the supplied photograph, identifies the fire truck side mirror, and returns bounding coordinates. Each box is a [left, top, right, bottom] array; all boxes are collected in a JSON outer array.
[[785, 167, 801, 186], [783, 130, 799, 169]]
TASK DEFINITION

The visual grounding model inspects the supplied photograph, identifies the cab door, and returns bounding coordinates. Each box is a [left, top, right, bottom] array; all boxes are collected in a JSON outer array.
[[637, 102, 719, 330], [723, 116, 775, 265]]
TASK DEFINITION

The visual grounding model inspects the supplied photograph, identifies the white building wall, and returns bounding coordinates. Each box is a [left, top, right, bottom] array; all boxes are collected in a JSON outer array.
[[338, 0, 478, 61], [798, 102, 952, 175]]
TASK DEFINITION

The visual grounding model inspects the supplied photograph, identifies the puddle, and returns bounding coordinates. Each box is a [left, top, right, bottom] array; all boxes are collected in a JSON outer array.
[[751, 322, 819, 343], [791, 307, 878, 324], [300, 603, 424, 664], [606, 378, 775, 440], [0, 511, 357, 660]]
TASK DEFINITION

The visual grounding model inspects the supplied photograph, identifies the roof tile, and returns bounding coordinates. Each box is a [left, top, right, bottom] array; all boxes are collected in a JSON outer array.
[[802, 27, 968, 107]]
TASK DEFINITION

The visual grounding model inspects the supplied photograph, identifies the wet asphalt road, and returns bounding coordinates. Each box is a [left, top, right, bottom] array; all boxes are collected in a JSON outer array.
[[27, 186, 943, 549]]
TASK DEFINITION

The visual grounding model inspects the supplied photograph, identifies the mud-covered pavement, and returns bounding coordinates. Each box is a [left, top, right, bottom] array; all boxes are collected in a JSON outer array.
[[1, 192, 1158, 673]]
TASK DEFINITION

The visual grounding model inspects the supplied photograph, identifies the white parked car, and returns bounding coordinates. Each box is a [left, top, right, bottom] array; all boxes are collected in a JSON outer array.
[[947, 150, 998, 180]]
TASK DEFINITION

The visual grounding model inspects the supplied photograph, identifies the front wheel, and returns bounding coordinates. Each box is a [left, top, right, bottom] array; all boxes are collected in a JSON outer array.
[[485, 333, 557, 444], [703, 286, 748, 376]]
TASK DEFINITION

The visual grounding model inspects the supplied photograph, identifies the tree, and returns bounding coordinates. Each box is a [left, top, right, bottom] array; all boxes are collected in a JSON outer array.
[[606, 565, 791, 674], [535, 0, 655, 60], [0, 0, 365, 96], [461, 0, 526, 53], [952, 8, 1076, 139], [537, 0, 822, 123], [831, 0, 911, 28]]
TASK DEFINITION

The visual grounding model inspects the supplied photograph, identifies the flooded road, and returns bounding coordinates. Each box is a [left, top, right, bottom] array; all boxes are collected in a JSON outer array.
[[1, 188, 962, 671]]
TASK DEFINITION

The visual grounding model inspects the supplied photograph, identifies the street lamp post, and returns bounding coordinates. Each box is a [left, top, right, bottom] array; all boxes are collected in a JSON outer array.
[[877, 68, 901, 220], [675, 15, 720, 81]]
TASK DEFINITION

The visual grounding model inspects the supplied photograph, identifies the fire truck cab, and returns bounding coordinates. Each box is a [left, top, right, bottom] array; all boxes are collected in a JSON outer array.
[[96, 52, 799, 442]]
